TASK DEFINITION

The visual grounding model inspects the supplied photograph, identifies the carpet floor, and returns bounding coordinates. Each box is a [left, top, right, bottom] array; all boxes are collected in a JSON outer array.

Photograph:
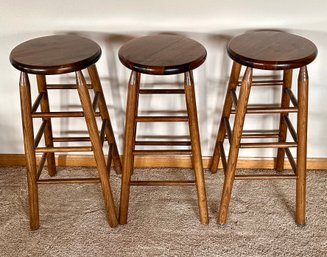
[[0, 166, 326, 257]]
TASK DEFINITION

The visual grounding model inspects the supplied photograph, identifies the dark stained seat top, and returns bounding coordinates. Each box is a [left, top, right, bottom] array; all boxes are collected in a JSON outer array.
[[10, 35, 101, 75], [118, 34, 207, 75], [227, 30, 318, 70]]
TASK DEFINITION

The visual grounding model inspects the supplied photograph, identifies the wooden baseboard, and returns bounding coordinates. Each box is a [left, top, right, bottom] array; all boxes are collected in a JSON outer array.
[[0, 154, 326, 170]]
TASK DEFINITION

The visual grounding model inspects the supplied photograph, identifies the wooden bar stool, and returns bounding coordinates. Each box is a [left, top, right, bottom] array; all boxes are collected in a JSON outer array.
[[210, 30, 317, 225], [118, 34, 208, 224], [10, 35, 122, 230]]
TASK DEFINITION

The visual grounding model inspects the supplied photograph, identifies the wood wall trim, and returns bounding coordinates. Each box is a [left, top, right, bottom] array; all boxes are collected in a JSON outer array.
[[0, 154, 326, 170]]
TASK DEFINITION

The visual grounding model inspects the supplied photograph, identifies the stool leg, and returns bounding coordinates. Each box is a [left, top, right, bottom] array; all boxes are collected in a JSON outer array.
[[87, 64, 122, 175], [19, 72, 39, 230], [119, 71, 140, 224], [76, 71, 118, 228], [218, 67, 252, 225], [276, 69, 293, 172], [211, 62, 242, 173], [184, 71, 208, 225], [296, 66, 308, 225], [36, 75, 56, 176]]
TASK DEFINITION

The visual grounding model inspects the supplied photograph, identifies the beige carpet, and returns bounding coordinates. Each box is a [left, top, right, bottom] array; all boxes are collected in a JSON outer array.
[[0, 166, 327, 256]]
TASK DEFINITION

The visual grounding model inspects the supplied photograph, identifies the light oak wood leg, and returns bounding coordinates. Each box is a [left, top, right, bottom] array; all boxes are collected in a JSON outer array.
[[218, 67, 252, 225], [36, 75, 56, 176], [276, 69, 293, 172], [119, 71, 140, 224], [76, 71, 118, 228], [184, 71, 208, 225], [88, 64, 122, 175], [296, 66, 308, 225], [211, 62, 241, 173], [19, 72, 39, 230]]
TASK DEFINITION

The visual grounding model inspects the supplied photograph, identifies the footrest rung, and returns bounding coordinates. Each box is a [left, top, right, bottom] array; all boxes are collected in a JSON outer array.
[[46, 84, 92, 89], [240, 142, 297, 148], [37, 178, 100, 184], [241, 130, 280, 138], [35, 146, 92, 152], [135, 140, 191, 146], [135, 116, 189, 122], [235, 174, 296, 180], [232, 105, 298, 114], [32, 111, 101, 118], [133, 149, 192, 155], [139, 89, 185, 94], [130, 180, 195, 186], [53, 136, 91, 142], [238, 79, 283, 86]]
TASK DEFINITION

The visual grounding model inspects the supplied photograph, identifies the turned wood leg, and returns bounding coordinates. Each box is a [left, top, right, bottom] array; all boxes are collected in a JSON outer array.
[[296, 66, 308, 225], [211, 62, 241, 173], [76, 70, 118, 228], [119, 71, 140, 224], [276, 69, 293, 172], [36, 75, 56, 176], [19, 72, 39, 230], [184, 71, 209, 225], [218, 67, 252, 225], [88, 64, 122, 175]]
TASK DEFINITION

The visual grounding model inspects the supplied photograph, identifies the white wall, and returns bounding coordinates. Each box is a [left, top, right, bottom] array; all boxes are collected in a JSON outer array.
[[1, 0, 327, 158]]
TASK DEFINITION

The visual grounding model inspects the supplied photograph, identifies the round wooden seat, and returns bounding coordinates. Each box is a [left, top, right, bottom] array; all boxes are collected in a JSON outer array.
[[227, 30, 318, 70], [10, 35, 101, 74], [118, 34, 207, 75]]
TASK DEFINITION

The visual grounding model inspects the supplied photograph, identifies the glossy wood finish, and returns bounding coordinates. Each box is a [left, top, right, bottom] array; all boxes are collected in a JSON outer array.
[[11, 35, 121, 229], [296, 66, 309, 225], [76, 71, 118, 227], [227, 31, 318, 70], [119, 35, 208, 224], [36, 75, 56, 176], [276, 70, 293, 171], [184, 71, 208, 224], [218, 67, 253, 225], [213, 31, 317, 226], [210, 62, 241, 173], [87, 64, 122, 174], [19, 72, 39, 230], [10, 35, 101, 74], [118, 34, 207, 75], [119, 71, 140, 225]]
